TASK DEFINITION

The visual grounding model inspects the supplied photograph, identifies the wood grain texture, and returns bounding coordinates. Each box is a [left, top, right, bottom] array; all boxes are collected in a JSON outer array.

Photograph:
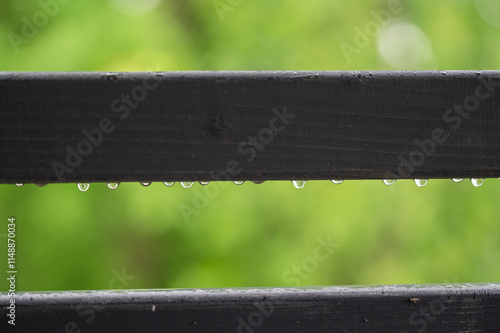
[[1, 284, 499, 332], [1, 71, 499, 183]]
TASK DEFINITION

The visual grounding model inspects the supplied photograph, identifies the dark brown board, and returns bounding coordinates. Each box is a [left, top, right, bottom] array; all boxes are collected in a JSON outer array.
[[1, 71, 499, 183], [1, 284, 499, 332]]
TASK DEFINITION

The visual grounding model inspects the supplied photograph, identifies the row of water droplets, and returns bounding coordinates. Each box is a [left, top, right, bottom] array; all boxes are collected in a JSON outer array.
[[291, 178, 488, 189], [13, 179, 493, 191], [73, 181, 246, 192]]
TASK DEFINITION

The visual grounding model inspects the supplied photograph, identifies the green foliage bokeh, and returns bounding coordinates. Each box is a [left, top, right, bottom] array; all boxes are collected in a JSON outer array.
[[0, 0, 499, 291]]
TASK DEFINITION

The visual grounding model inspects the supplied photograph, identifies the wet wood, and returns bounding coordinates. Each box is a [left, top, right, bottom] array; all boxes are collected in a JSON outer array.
[[1, 71, 499, 183], [1, 284, 499, 332]]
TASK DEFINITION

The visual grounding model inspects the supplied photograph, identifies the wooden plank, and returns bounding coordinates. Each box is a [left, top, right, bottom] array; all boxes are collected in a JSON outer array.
[[1, 284, 499, 332], [1, 71, 499, 183]]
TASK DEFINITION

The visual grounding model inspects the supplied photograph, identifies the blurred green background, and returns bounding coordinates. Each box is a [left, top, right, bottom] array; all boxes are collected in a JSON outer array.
[[1, 0, 500, 291]]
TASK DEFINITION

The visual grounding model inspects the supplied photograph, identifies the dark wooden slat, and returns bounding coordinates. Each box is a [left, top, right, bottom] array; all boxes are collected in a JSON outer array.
[[1, 71, 499, 183], [1, 284, 499, 332]]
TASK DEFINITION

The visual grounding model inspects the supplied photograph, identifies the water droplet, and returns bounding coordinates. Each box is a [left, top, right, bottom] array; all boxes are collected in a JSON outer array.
[[251, 181, 265, 184], [108, 183, 119, 190], [163, 182, 175, 187], [234, 181, 245, 185], [383, 179, 396, 186], [452, 178, 463, 183], [78, 183, 90, 192], [199, 181, 210, 186], [292, 180, 306, 189], [331, 180, 344, 184], [471, 178, 484, 187], [180, 182, 194, 189], [141, 182, 151, 187], [414, 179, 428, 187], [34, 183, 48, 187], [15, 183, 23, 187]]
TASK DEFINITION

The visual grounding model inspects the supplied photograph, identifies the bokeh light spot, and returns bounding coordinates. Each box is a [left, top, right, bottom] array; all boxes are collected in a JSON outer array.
[[377, 20, 434, 69]]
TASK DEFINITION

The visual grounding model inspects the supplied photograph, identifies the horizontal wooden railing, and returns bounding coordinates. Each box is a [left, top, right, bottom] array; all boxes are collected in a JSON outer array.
[[1, 284, 499, 332], [1, 71, 499, 184]]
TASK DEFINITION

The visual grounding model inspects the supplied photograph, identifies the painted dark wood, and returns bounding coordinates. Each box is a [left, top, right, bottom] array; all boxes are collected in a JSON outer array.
[[1, 71, 499, 183], [1, 284, 499, 332]]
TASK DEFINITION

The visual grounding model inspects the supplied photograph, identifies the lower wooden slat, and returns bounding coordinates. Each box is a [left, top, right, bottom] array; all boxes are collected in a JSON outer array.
[[1, 284, 499, 332]]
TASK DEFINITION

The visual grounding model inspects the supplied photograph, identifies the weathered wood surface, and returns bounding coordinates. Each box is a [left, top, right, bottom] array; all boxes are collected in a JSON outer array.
[[1, 71, 499, 183], [1, 284, 499, 332]]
